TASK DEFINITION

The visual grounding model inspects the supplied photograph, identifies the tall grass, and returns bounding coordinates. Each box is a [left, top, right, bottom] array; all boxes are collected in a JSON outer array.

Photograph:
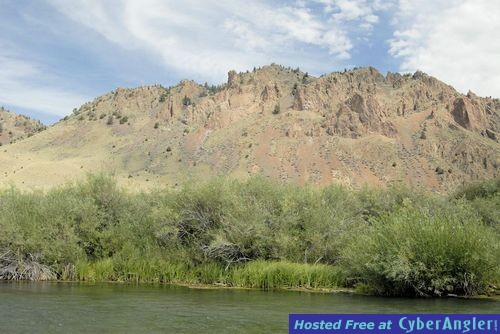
[[73, 258, 343, 289], [0, 174, 498, 296], [231, 260, 343, 289]]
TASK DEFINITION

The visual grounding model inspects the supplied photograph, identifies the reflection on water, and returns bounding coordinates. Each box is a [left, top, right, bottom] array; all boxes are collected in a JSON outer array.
[[0, 282, 498, 333]]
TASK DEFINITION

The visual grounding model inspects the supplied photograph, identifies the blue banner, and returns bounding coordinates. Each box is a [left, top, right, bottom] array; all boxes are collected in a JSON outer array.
[[289, 314, 499, 334]]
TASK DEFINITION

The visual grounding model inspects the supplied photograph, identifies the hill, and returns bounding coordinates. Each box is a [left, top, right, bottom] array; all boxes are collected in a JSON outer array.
[[0, 65, 498, 191], [0, 107, 46, 146]]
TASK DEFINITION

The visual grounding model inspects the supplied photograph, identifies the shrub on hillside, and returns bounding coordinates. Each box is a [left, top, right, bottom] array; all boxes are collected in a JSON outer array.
[[182, 96, 192, 106], [272, 104, 280, 115]]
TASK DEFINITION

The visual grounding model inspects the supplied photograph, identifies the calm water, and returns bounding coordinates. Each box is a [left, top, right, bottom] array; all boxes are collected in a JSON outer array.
[[0, 282, 498, 333]]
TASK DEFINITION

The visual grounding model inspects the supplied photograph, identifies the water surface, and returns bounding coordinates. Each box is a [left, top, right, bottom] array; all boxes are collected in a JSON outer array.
[[0, 282, 498, 333]]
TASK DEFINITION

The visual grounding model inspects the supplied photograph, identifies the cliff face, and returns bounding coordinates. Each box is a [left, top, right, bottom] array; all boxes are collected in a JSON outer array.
[[0, 107, 46, 146], [0, 65, 498, 191]]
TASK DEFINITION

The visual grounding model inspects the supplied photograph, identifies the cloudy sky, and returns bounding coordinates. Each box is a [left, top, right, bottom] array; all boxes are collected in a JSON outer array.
[[1, 0, 499, 124]]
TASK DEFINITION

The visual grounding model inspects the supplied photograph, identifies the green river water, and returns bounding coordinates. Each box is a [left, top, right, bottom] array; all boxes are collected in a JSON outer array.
[[0, 282, 498, 333]]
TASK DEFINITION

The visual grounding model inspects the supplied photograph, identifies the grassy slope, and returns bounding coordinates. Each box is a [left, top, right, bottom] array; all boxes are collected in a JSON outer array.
[[1, 106, 497, 193]]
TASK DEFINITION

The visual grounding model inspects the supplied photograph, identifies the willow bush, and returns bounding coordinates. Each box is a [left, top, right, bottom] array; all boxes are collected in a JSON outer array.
[[342, 201, 499, 296], [0, 174, 498, 296]]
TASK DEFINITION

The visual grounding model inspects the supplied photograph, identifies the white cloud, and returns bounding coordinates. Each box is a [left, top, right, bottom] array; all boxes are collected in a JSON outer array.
[[5, 0, 497, 123], [389, 0, 500, 97], [47, 0, 383, 81], [223, 19, 270, 52], [0, 50, 89, 117], [316, 0, 387, 29]]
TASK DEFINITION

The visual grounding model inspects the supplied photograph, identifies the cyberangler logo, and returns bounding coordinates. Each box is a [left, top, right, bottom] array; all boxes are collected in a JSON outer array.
[[289, 314, 499, 334]]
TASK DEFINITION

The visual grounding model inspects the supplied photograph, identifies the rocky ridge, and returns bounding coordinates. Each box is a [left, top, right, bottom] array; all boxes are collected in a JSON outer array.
[[0, 64, 498, 191]]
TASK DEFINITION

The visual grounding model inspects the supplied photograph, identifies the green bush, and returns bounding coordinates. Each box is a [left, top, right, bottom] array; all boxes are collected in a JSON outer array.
[[0, 174, 498, 296], [452, 177, 499, 232], [182, 96, 192, 106], [272, 104, 280, 114], [453, 177, 500, 200], [341, 202, 499, 296]]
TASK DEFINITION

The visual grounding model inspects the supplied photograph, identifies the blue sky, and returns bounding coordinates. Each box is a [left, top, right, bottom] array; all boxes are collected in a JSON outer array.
[[1, 0, 498, 124]]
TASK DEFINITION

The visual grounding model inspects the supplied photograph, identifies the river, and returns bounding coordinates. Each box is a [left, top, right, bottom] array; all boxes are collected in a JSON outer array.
[[0, 282, 498, 333]]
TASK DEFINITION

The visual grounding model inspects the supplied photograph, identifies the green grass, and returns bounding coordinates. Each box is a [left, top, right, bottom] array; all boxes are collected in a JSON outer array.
[[231, 260, 344, 289], [0, 174, 498, 296], [73, 259, 343, 290]]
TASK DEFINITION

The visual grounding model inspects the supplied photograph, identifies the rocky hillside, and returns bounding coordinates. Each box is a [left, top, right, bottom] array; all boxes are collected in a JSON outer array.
[[0, 65, 498, 191], [0, 107, 46, 146]]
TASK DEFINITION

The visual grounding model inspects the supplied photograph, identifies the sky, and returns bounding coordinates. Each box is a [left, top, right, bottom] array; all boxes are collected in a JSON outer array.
[[0, 0, 499, 124]]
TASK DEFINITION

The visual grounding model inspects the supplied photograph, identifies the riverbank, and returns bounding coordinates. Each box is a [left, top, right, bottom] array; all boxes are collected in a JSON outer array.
[[2, 279, 498, 302], [1, 175, 499, 297]]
